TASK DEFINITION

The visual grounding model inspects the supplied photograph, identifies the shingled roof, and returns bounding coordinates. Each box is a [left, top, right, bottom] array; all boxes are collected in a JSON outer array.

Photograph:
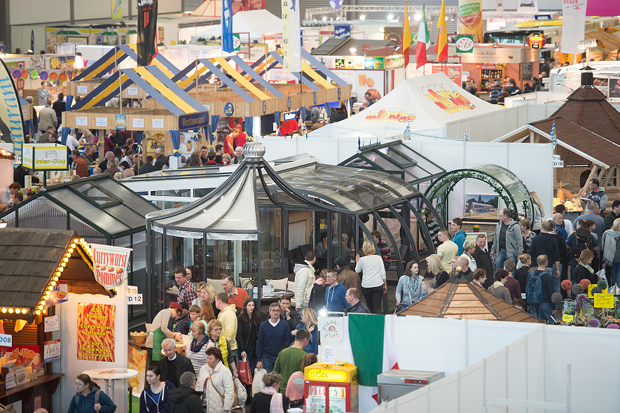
[[399, 272, 544, 323]]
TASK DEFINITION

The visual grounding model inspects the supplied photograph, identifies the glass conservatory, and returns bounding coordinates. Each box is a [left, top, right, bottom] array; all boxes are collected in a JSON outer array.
[[145, 142, 443, 317]]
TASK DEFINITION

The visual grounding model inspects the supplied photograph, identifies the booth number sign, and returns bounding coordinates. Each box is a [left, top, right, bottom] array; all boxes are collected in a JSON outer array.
[[127, 285, 143, 305], [553, 155, 564, 168]]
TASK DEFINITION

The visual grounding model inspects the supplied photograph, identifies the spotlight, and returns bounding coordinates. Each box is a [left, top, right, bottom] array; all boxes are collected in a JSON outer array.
[[322, 16, 327, 22], [349, 47, 357, 54], [336, 16, 340, 21], [360, 14, 366, 20], [387, 14, 393, 21], [414, 13, 421, 21]]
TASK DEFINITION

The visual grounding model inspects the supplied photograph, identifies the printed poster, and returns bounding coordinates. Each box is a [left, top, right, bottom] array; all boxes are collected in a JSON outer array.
[[115, 114, 127, 130], [44, 339, 61, 363], [77, 303, 116, 362], [458, 0, 483, 43], [318, 316, 344, 343], [91, 244, 132, 290], [128, 343, 148, 396], [431, 64, 463, 85], [45, 281, 68, 308]]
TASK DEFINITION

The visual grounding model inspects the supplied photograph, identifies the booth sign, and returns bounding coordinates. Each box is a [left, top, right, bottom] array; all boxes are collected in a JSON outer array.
[[179, 111, 210, 130], [91, 244, 133, 290], [224, 102, 234, 116], [527, 32, 546, 49], [21, 143, 69, 171]]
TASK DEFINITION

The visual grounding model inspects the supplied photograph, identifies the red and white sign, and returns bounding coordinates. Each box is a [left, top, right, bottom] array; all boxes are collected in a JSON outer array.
[[91, 244, 133, 290]]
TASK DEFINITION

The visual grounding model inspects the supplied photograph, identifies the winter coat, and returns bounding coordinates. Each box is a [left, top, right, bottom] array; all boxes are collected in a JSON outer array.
[[294, 260, 315, 308], [337, 267, 361, 292], [529, 232, 560, 266], [68, 384, 117, 413], [196, 361, 235, 413], [140, 381, 175, 413], [491, 219, 523, 258], [236, 313, 259, 356], [488, 283, 512, 304], [158, 353, 195, 388], [167, 386, 203, 413]]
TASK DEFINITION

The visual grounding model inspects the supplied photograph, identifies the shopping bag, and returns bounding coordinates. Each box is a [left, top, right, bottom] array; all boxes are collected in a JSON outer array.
[[238, 357, 253, 385], [234, 377, 247, 408], [252, 368, 266, 396]]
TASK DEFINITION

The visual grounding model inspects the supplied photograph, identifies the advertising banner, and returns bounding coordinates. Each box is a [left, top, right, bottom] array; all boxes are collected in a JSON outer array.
[[281, 0, 301, 72], [458, 0, 483, 43], [44, 339, 61, 363], [77, 303, 116, 362], [432, 64, 463, 85], [128, 344, 148, 396], [0, 60, 25, 157], [137, 0, 158, 65], [21, 144, 69, 171], [91, 244, 132, 290], [222, 0, 234, 53], [562, 0, 587, 54], [111, 0, 123, 19], [334, 24, 351, 39]]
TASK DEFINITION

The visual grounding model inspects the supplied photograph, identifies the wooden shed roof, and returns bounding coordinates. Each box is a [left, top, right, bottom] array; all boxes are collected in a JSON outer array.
[[399, 273, 544, 323]]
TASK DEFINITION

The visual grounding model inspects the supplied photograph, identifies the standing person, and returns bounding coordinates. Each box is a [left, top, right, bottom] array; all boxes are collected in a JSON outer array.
[[171, 302, 191, 336], [186, 322, 209, 374], [555, 204, 574, 236], [256, 302, 291, 373], [250, 372, 284, 413], [278, 295, 299, 331], [514, 254, 532, 294], [573, 250, 596, 286], [502, 261, 522, 301], [224, 128, 238, 156], [354, 241, 386, 313], [237, 298, 259, 375], [140, 366, 175, 413], [175, 268, 197, 306], [460, 240, 477, 271], [52, 92, 66, 127], [473, 234, 493, 288], [309, 270, 327, 311], [158, 338, 195, 388], [425, 254, 449, 288], [529, 221, 561, 293], [424, 210, 441, 249], [69, 374, 117, 413], [274, 330, 310, 411], [334, 256, 361, 291], [436, 229, 458, 273], [530, 192, 544, 233], [601, 218, 620, 286], [147, 303, 184, 362], [215, 293, 238, 352], [314, 232, 328, 258], [294, 251, 316, 311], [604, 200, 620, 231], [71, 150, 89, 178], [343, 288, 370, 314], [285, 353, 318, 409], [221, 275, 249, 311], [566, 220, 597, 277], [371, 231, 391, 269], [235, 127, 247, 149], [205, 320, 237, 373], [198, 283, 219, 319], [583, 178, 607, 215], [38, 81, 49, 106], [38, 99, 57, 136], [395, 261, 423, 310], [526, 255, 555, 323], [488, 269, 513, 304], [167, 372, 204, 413], [548, 219, 569, 295], [290, 307, 319, 353], [573, 203, 605, 241], [553, 214, 568, 241], [519, 219, 536, 254], [324, 269, 351, 312], [491, 209, 523, 271], [450, 218, 467, 255], [196, 347, 235, 413]]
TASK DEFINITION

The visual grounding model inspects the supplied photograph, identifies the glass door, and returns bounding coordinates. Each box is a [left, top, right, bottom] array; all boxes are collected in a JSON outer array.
[[307, 385, 327, 413], [329, 386, 347, 413]]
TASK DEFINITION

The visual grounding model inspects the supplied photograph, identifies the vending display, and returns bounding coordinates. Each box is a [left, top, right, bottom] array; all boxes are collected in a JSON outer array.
[[304, 362, 358, 413]]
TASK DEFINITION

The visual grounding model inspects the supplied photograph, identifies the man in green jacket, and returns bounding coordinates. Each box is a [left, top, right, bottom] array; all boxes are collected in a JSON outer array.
[[274, 329, 310, 411]]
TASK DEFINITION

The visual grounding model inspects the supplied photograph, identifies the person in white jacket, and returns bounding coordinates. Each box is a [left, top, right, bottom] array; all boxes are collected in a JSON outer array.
[[196, 346, 235, 413], [294, 251, 316, 311]]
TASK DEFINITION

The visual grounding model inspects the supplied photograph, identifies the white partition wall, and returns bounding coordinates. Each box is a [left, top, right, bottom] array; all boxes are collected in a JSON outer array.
[[444, 105, 529, 142]]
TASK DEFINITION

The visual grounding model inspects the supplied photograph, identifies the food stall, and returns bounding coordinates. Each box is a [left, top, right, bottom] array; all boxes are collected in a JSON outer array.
[[304, 362, 358, 413]]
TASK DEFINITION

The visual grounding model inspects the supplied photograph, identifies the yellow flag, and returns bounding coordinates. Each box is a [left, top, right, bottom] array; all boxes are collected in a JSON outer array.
[[403, 2, 411, 67], [435, 0, 448, 62]]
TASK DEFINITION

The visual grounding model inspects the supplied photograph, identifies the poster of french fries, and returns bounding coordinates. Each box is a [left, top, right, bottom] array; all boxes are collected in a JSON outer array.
[[77, 303, 116, 362], [128, 343, 147, 396]]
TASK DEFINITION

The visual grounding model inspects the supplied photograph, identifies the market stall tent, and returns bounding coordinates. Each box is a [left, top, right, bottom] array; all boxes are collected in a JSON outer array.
[[190, 10, 282, 42], [309, 72, 503, 139]]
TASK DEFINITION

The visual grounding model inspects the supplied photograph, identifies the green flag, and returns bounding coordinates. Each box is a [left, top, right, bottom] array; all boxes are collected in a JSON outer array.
[[348, 314, 384, 387]]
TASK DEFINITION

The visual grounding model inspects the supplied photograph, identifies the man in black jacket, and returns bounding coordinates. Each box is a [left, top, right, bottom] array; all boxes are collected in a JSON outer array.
[[343, 288, 370, 313], [529, 221, 561, 292], [168, 372, 203, 413], [138, 156, 158, 175], [159, 338, 195, 388], [473, 234, 493, 288]]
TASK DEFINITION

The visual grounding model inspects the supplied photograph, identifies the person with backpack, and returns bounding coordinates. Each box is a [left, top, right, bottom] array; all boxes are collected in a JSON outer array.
[[601, 218, 620, 287], [526, 255, 555, 323], [489, 81, 503, 104], [529, 221, 561, 293], [69, 374, 117, 413], [566, 220, 597, 280]]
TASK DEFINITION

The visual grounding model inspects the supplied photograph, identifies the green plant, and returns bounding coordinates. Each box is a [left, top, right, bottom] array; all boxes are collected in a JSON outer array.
[[157, 41, 164, 46], [473, 224, 480, 230], [178, 39, 187, 44]]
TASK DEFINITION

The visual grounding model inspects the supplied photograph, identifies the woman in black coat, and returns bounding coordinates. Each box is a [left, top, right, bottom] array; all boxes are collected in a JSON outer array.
[[236, 298, 259, 374], [52, 92, 66, 127], [573, 250, 597, 286]]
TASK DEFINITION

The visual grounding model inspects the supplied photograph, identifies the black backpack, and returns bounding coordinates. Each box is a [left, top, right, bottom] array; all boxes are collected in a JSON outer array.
[[490, 89, 501, 104], [571, 228, 593, 261]]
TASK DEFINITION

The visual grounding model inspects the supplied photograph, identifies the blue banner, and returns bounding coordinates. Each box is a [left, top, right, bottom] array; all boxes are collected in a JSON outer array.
[[179, 111, 210, 130], [222, 0, 234, 53], [334, 24, 351, 39]]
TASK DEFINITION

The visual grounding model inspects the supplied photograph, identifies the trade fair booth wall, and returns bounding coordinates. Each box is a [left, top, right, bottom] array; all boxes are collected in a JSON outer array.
[[143, 143, 442, 318]]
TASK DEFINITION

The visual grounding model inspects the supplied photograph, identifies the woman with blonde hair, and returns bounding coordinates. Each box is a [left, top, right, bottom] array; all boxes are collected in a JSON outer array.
[[198, 283, 219, 318], [205, 320, 237, 374], [290, 308, 319, 354], [425, 254, 449, 288], [355, 241, 387, 313], [573, 249, 596, 286], [461, 239, 477, 272], [251, 372, 284, 413]]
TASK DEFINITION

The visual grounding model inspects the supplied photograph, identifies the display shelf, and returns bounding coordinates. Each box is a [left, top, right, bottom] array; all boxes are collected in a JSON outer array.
[[0, 373, 64, 400]]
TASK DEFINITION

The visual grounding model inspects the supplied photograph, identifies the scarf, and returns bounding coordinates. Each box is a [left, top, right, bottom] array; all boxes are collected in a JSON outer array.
[[493, 281, 504, 288], [190, 335, 209, 353], [407, 275, 420, 302], [217, 334, 229, 367], [262, 386, 284, 413], [602, 230, 620, 266], [578, 261, 594, 274]]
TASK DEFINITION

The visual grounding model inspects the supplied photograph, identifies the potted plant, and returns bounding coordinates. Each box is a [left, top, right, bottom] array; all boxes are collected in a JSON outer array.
[[473, 225, 480, 233]]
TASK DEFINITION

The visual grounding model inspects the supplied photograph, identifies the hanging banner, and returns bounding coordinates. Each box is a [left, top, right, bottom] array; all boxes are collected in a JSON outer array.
[[561, 0, 586, 55], [517, 0, 538, 13], [137, 0, 158, 65], [0, 60, 26, 157], [91, 244, 133, 290], [281, 0, 301, 72], [222, 0, 234, 53], [77, 303, 116, 362], [111, 0, 123, 20], [318, 316, 344, 343], [458, 0, 483, 43], [334, 24, 351, 39]]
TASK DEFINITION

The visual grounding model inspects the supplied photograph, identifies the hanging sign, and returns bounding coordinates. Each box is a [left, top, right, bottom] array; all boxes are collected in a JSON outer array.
[[91, 244, 133, 290], [77, 303, 116, 362], [43, 339, 61, 363], [456, 35, 474, 53], [318, 316, 344, 343], [527, 32, 546, 49]]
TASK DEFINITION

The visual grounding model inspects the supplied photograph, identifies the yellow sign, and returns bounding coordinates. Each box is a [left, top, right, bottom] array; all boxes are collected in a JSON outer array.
[[588, 284, 597, 298], [562, 314, 574, 323], [594, 293, 614, 309], [304, 361, 357, 384], [307, 369, 347, 382]]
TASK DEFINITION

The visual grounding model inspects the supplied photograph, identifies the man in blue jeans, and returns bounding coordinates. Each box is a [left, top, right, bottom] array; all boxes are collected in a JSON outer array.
[[491, 208, 523, 271], [256, 302, 291, 373], [527, 254, 555, 323]]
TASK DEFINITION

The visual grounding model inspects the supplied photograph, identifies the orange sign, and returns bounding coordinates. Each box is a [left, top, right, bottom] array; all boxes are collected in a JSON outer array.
[[364, 109, 416, 122], [77, 303, 116, 362], [431, 64, 462, 85], [527, 32, 546, 49]]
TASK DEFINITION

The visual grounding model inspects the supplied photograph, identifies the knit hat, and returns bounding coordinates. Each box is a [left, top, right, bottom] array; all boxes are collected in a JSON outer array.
[[333, 257, 348, 268], [169, 302, 182, 310]]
